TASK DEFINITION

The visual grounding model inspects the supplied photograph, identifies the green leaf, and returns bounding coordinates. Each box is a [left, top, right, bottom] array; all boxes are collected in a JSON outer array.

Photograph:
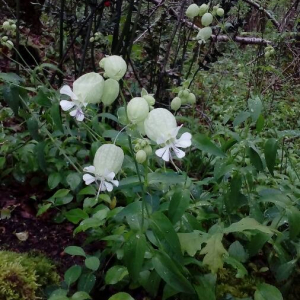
[[37, 203, 52, 216], [178, 231, 207, 257], [275, 259, 297, 282], [152, 250, 195, 294], [150, 211, 183, 263], [3, 85, 21, 115], [26, 117, 40, 141], [74, 218, 103, 234], [33, 88, 52, 107], [193, 134, 225, 157], [0, 157, 6, 169], [264, 138, 278, 176], [248, 96, 262, 122], [77, 273, 96, 293], [286, 206, 300, 239], [67, 173, 82, 191], [194, 274, 216, 300], [249, 146, 264, 171], [254, 283, 283, 300], [85, 256, 100, 271], [51, 103, 64, 133], [168, 189, 190, 224], [98, 113, 119, 123], [64, 265, 82, 287], [78, 186, 96, 195], [64, 246, 86, 257], [233, 111, 250, 127], [200, 233, 227, 273], [224, 256, 248, 278], [224, 217, 274, 235], [49, 289, 68, 300], [147, 172, 186, 186], [53, 189, 70, 198], [65, 209, 89, 224], [108, 293, 134, 300], [228, 241, 248, 263], [256, 114, 264, 133], [105, 266, 129, 285], [71, 291, 91, 300], [0, 72, 23, 84], [123, 233, 147, 281], [35, 142, 47, 172], [48, 173, 62, 189]]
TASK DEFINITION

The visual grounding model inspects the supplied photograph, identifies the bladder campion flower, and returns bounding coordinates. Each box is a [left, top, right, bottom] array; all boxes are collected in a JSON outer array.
[[186, 4, 200, 19], [83, 144, 124, 193], [101, 78, 120, 106], [60, 72, 104, 121], [127, 97, 149, 124], [99, 55, 127, 81], [144, 108, 192, 162]]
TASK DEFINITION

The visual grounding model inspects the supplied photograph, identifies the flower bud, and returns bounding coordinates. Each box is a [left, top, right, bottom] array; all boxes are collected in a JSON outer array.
[[196, 26, 212, 42], [144, 108, 177, 142], [199, 4, 209, 16], [143, 94, 155, 106], [10, 24, 17, 30], [90, 37, 95, 43], [134, 144, 141, 152], [2, 21, 10, 30], [264, 51, 271, 58], [238, 72, 244, 78], [99, 55, 127, 81], [217, 8, 224, 17], [171, 97, 181, 111], [201, 13, 213, 26], [186, 4, 200, 19], [182, 89, 190, 98], [127, 97, 149, 124], [6, 41, 14, 49], [188, 93, 196, 104], [73, 72, 104, 104], [136, 150, 147, 164], [101, 78, 119, 106], [94, 144, 124, 176], [144, 145, 152, 156], [2, 36, 8, 42]]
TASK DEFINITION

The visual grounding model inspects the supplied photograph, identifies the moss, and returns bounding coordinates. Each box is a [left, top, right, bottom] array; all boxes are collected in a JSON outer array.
[[216, 268, 257, 299], [0, 251, 59, 300]]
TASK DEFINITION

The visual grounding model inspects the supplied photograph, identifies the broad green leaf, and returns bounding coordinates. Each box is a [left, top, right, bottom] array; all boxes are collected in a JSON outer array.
[[248, 96, 262, 122], [0, 157, 5, 169], [85, 256, 100, 271], [168, 190, 190, 224], [228, 241, 248, 263], [53, 189, 70, 198], [193, 134, 225, 157], [64, 246, 86, 257], [264, 138, 278, 176], [78, 186, 96, 195], [105, 266, 129, 285], [256, 114, 264, 133], [275, 259, 297, 282], [123, 233, 147, 281], [248, 146, 264, 171], [0, 72, 23, 84], [224, 217, 274, 235], [71, 291, 91, 300], [286, 206, 300, 239], [150, 211, 183, 263], [74, 218, 103, 234], [178, 231, 207, 257], [3, 85, 21, 115], [108, 293, 134, 300], [37, 203, 52, 216], [233, 111, 250, 127], [254, 283, 283, 300], [26, 117, 40, 141], [200, 233, 227, 273], [64, 265, 82, 287], [49, 289, 68, 300], [48, 173, 62, 189], [35, 142, 47, 172], [139, 270, 161, 297], [67, 173, 82, 191], [65, 209, 89, 224], [194, 274, 216, 300], [152, 250, 195, 294], [77, 273, 96, 293], [50, 103, 64, 133]]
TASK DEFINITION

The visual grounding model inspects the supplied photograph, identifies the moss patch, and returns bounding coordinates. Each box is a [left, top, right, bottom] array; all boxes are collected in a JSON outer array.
[[0, 251, 59, 300]]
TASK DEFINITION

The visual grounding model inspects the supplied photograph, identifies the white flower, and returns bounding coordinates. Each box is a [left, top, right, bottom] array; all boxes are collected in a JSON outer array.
[[83, 144, 124, 193], [144, 108, 192, 162], [127, 97, 149, 124], [60, 72, 104, 121]]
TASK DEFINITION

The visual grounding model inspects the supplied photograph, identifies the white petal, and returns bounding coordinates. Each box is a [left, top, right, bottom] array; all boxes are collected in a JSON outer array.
[[83, 174, 95, 185], [172, 146, 186, 159], [176, 132, 192, 148], [69, 109, 77, 116], [104, 181, 114, 192], [60, 85, 78, 100], [105, 172, 116, 181], [171, 125, 183, 139], [99, 181, 107, 191], [60, 100, 75, 111], [83, 165, 95, 173], [155, 146, 170, 162], [156, 135, 167, 145], [111, 180, 119, 187], [75, 110, 85, 121]]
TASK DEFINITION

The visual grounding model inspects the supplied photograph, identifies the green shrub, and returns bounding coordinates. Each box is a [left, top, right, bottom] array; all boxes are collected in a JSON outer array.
[[0, 251, 59, 300]]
